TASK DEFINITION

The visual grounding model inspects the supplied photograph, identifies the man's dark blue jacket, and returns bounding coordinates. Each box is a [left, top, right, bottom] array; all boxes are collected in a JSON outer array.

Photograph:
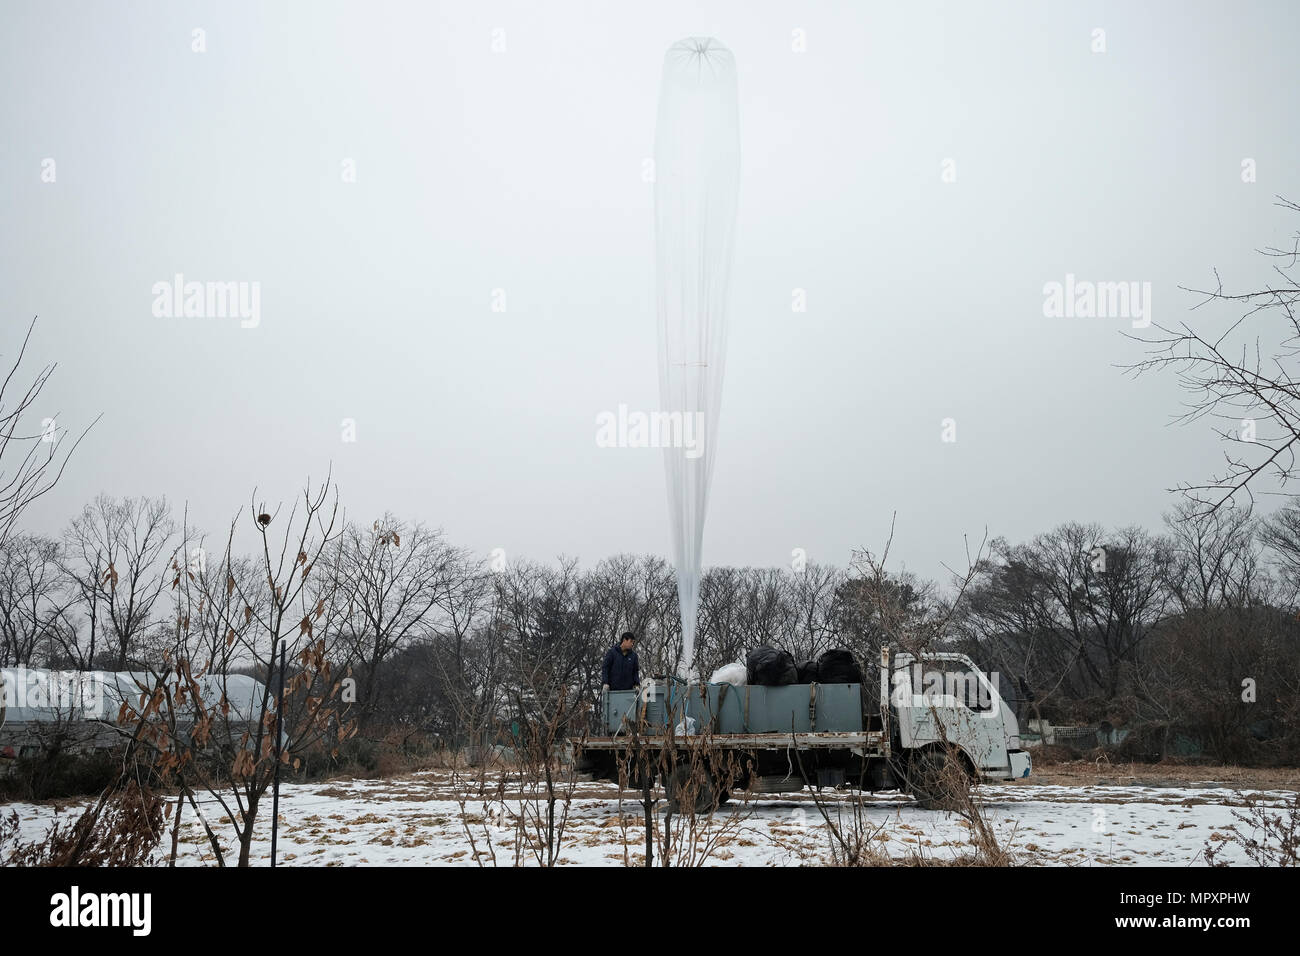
[[602, 644, 639, 691]]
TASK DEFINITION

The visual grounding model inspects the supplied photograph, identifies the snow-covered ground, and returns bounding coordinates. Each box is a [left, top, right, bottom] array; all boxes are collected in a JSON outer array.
[[5, 771, 1295, 866]]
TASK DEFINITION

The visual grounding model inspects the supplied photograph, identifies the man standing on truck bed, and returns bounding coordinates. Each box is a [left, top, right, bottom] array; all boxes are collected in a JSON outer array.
[[601, 632, 640, 693]]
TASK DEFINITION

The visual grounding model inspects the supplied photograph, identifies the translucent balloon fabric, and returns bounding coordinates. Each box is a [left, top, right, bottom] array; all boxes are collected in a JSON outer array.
[[654, 38, 740, 676]]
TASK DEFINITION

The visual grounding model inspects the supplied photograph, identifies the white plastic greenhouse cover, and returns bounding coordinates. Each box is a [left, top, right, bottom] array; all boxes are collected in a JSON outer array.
[[0, 667, 265, 725], [654, 37, 740, 676]]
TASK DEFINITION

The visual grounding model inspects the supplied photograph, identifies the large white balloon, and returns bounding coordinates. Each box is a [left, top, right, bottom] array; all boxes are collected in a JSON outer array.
[[654, 38, 740, 676]]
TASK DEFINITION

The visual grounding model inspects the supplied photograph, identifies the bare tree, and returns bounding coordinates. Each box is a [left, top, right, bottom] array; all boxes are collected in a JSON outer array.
[[783, 562, 845, 659], [119, 476, 355, 867], [0, 534, 71, 666], [327, 515, 458, 726], [1258, 500, 1300, 605], [62, 495, 176, 669], [589, 554, 677, 678], [1131, 197, 1300, 514], [427, 552, 499, 753], [960, 523, 1172, 703], [1164, 501, 1263, 612], [0, 318, 90, 548], [694, 567, 746, 678]]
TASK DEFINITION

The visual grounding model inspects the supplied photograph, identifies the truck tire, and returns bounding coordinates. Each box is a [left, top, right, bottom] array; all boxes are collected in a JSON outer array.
[[906, 749, 963, 811], [666, 763, 721, 815]]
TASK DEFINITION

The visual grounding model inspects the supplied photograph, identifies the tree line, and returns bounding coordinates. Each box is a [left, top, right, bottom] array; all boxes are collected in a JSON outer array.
[[3, 488, 1298, 766]]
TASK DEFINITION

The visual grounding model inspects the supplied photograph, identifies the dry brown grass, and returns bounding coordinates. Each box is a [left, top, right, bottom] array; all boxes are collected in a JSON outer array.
[[1027, 756, 1300, 790]]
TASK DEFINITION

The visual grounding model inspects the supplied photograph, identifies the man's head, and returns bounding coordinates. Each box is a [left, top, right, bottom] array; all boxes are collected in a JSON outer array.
[[619, 632, 637, 652]]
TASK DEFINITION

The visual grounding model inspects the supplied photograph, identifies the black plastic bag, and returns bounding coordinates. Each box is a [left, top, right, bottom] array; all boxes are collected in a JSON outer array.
[[816, 649, 863, 684], [795, 659, 819, 684], [746, 646, 798, 686]]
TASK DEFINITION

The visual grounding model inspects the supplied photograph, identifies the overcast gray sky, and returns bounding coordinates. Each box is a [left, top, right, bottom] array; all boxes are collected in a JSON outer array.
[[3, 0, 1299, 582]]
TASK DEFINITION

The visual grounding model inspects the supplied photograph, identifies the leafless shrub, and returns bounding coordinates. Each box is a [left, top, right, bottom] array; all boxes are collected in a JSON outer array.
[[792, 748, 889, 866], [508, 693, 579, 866], [450, 764, 507, 867], [111, 477, 357, 867], [930, 743, 1014, 865], [654, 735, 753, 866], [605, 727, 754, 867], [1205, 791, 1300, 866], [1, 781, 163, 866]]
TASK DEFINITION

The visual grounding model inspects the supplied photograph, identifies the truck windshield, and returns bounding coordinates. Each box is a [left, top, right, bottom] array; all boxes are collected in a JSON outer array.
[[920, 664, 994, 713]]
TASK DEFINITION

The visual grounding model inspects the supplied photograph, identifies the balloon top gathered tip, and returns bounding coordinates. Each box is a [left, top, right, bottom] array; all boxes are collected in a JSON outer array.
[[665, 36, 735, 77]]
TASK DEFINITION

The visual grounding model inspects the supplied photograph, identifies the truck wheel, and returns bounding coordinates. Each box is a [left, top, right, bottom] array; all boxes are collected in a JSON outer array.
[[907, 750, 963, 811], [666, 764, 720, 815]]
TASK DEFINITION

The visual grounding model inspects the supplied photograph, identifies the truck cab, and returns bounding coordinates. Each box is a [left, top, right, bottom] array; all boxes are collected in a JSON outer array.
[[887, 648, 1032, 784]]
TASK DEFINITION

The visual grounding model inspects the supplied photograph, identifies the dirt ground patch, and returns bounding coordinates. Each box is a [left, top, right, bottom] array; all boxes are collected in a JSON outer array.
[[1023, 759, 1300, 791]]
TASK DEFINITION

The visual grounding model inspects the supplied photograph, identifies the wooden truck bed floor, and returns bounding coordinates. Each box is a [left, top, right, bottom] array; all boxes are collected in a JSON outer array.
[[579, 730, 884, 751]]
